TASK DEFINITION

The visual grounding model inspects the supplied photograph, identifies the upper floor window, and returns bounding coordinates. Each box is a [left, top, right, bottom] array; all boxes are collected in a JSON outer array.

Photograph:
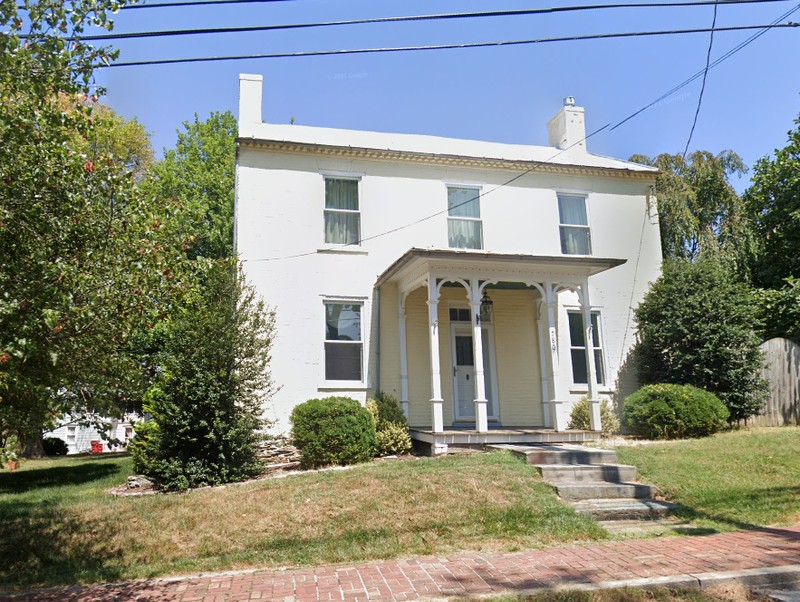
[[447, 186, 483, 250], [568, 311, 606, 385], [324, 178, 360, 245], [324, 301, 363, 381], [558, 193, 591, 255]]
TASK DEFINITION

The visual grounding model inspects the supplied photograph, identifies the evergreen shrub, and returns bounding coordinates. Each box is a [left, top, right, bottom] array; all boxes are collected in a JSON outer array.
[[290, 397, 377, 468], [567, 397, 620, 436], [42, 437, 68, 456], [623, 383, 729, 440], [366, 391, 412, 456]]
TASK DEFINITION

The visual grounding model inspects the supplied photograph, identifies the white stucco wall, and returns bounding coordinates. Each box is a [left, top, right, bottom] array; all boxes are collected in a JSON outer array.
[[236, 75, 661, 432]]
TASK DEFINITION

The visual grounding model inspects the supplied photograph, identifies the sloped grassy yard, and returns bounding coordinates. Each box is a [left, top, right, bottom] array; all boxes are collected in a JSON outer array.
[[615, 426, 800, 532], [0, 451, 603, 590]]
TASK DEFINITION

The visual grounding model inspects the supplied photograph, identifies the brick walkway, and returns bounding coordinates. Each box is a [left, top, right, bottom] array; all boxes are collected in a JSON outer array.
[[3, 526, 800, 601]]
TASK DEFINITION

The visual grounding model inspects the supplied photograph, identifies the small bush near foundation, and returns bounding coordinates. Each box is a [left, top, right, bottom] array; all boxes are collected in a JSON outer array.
[[623, 384, 729, 440], [367, 392, 412, 456], [290, 397, 376, 469], [568, 397, 620, 436], [42, 437, 68, 456]]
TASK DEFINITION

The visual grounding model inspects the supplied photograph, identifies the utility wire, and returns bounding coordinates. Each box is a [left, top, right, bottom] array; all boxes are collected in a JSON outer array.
[[683, 1, 719, 157], [609, 3, 800, 131], [23, 0, 790, 41], [103, 23, 798, 68], [243, 5, 800, 264], [110, 0, 785, 9]]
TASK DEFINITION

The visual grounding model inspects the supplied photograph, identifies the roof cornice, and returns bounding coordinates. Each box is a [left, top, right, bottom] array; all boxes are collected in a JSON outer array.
[[237, 138, 657, 181]]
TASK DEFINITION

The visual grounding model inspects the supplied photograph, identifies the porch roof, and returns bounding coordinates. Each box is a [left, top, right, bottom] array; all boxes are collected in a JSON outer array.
[[375, 248, 626, 288]]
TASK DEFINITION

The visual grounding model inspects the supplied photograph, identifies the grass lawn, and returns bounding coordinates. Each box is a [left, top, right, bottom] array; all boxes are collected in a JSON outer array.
[[615, 426, 800, 532], [0, 450, 603, 590], [470, 583, 766, 602]]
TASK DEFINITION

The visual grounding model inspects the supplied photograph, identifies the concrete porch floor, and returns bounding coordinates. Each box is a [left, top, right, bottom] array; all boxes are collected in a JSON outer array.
[[409, 426, 599, 455]]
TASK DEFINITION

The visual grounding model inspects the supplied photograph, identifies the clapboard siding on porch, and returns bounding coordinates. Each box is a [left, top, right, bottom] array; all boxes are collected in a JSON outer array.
[[753, 337, 800, 427]]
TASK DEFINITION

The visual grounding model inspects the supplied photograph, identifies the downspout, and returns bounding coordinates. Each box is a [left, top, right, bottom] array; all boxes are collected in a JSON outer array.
[[375, 286, 381, 393]]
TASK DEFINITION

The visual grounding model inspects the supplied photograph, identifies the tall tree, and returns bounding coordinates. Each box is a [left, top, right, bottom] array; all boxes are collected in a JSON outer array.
[[0, 0, 177, 455], [630, 151, 753, 272], [149, 112, 238, 260], [745, 114, 800, 290]]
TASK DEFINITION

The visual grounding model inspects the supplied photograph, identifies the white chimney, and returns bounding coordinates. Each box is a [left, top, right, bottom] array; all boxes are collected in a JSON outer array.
[[547, 97, 587, 152], [238, 73, 263, 138]]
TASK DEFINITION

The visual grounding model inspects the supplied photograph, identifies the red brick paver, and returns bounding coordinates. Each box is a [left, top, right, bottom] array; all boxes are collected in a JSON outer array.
[[3, 526, 800, 601]]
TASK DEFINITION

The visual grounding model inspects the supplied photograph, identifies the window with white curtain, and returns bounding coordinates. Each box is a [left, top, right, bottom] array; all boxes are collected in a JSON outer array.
[[324, 301, 363, 381], [447, 186, 483, 249], [324, 178, 360, 245], [558, 193, 591, 255]]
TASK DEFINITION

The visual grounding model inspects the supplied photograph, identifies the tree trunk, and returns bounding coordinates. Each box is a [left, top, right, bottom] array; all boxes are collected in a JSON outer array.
[[21, 431, 45, 458]]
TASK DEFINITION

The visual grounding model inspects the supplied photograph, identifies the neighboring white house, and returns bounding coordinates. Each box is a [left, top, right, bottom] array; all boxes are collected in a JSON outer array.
[[46, 413, 137, 454], [235, 74, 662, 453]]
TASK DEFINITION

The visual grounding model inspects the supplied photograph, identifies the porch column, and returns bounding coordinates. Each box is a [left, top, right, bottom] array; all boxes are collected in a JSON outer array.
[[536, 300, 552, 428], [579, 280, 602, 431], [469, 278, 489, 433], [398, 292, 410, 420], [426, 275, 444, 433], [544, 282, 566, 431]]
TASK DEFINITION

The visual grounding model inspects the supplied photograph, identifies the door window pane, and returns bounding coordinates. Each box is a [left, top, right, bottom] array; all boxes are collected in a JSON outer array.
[[568, 311, 606, 385]]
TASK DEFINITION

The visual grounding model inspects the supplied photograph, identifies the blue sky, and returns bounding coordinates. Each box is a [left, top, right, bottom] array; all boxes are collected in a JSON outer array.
[[96, 0, 799, 192]]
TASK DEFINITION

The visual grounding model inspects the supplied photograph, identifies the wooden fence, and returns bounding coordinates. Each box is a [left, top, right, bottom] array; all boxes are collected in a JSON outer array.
[[751, 337, 800, 427]]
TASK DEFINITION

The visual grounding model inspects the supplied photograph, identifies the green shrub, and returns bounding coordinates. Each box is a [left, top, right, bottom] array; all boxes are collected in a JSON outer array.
[[42, 437, 68, 456], [623, 384, 729, 440], [130, 261, 274, 491], [567, 397, 620, 436], [290, 397, 377, 469], [366, 391, 412, 456]]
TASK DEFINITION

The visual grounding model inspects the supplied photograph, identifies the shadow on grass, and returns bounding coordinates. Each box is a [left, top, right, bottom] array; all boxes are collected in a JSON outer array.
[[0, 462, 121, 494], [0, 499, 125, 590]]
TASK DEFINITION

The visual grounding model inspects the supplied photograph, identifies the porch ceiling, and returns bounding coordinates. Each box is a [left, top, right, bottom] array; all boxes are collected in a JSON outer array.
[[375, 248, 626, 290]]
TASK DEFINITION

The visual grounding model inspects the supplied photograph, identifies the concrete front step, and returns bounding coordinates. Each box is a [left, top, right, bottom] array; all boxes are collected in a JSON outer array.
[[535, 463, 638, 483], [496, 444, 618, 466], [556, 481, 659, 501], [571, 498, 680, 520]]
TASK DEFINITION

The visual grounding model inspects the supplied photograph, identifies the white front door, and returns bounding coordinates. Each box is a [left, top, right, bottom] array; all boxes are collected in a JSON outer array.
[[451, 325, 497, 422]]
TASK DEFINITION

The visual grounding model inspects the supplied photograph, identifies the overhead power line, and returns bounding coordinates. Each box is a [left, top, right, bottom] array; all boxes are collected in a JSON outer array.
[[242, 3, 800, 264], [683, 1, 719, 157], [22, 0, 789, 41], [102, 23, 798, 68]]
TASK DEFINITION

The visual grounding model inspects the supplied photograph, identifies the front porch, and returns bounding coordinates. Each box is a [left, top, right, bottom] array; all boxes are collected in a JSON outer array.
[[409, 426, 599, 456], [376, 248, 626, 448]]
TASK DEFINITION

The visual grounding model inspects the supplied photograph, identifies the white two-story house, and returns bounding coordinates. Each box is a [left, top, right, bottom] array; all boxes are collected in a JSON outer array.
[[235, 74, 661, 454]]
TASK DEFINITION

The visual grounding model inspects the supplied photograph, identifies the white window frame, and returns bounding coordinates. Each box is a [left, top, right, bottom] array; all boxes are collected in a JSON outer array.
[[446, 185, 483, 250], [66, 426, 77, 444], [567, 310, 606, 386], [557, 191, 592, 255], [322, 173, 362, 247], [322, 297, 367, 388]]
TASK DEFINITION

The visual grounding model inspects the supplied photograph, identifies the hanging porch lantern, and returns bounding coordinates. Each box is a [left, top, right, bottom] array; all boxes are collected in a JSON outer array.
[[479, 290, 494, 324]]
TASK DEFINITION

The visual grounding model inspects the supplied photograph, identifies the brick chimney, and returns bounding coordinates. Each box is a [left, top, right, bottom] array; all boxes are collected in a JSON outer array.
[[547, 97, 587, 152]]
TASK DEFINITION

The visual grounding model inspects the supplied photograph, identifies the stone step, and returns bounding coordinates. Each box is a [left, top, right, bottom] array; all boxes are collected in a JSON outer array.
[[501, 444, 618, 466], [535, 463, 638, 483], [555, 481, 659, 501], [571, 498, 679, 520]]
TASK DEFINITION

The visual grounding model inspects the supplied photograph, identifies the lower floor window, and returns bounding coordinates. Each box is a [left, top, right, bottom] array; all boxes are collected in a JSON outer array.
[[324, 301, 363, 381], [568, 311, 606, 385]]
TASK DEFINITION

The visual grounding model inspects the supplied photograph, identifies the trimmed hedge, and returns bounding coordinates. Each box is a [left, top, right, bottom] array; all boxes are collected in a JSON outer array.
[[567, 397, 620, 436], [623, 384, 729, 440], [290, 397, 376, 469]]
